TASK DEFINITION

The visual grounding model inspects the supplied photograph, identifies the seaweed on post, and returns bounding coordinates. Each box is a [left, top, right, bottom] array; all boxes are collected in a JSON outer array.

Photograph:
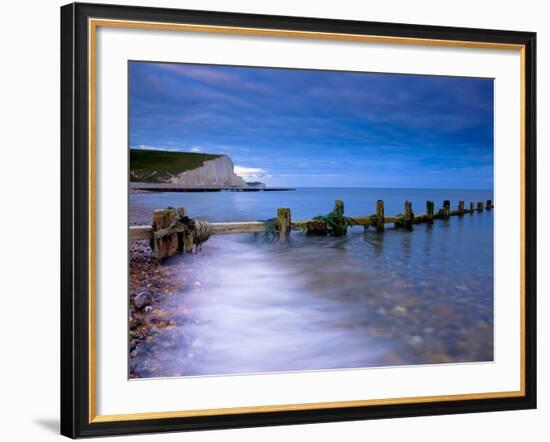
[[308, 200, 359, 237]]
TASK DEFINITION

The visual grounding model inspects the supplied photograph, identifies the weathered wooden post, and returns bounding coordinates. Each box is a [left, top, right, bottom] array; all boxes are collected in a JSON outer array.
[[404, 201, 414, 229], [376, 200, 385, 232], [151, 208, 178, 259], [458, 201, 465, 216], [477, 201, 484, 212], [486, 200, 493, 210], [334, 200, 344, 217], [443, 200, 451, 218], [172, 207, 194, 254], [334, 200, 348, 236], [277, 208, 291, 241], [470, 201, 475, 214], [183, 236, 194, 253], [434, 201, 449, 220], [175, 207, 187, 252], [426, 200, 434, 224]]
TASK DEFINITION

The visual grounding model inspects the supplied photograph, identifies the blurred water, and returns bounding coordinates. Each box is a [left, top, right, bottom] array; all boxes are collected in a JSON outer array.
[[130, 188, 494, 377]]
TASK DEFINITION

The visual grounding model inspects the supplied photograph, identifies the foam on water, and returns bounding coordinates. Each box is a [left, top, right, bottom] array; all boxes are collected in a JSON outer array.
[[176, 238, 392, 375]]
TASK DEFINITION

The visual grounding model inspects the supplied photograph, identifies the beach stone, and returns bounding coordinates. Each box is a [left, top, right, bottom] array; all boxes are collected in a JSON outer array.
[[133, 291, 152, 309], [393, 305, 407, 315], [408, 336, 424, 347]]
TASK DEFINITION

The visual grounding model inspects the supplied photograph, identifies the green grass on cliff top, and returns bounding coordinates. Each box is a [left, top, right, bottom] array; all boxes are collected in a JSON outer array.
[[130, 149, 223, 183]]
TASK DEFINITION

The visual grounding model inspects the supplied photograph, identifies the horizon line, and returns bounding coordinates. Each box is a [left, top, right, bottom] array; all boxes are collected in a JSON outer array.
[[270, 186, 494, 191]]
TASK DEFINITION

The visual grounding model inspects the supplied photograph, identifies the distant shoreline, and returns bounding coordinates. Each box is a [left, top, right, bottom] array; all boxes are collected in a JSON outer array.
[[129, 182, 296, 193]]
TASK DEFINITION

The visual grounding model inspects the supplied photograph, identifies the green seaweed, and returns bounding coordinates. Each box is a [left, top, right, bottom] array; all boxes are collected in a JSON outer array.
[[310, 209, 360, 237], [254, 218, 279, 243]]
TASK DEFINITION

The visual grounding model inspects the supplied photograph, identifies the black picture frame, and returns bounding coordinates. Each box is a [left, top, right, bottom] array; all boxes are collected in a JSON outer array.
[[61, 2, 537, 438]]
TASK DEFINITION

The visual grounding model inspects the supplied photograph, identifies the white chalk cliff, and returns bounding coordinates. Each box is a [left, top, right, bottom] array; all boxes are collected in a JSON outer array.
[[168, 155, 246, 187]]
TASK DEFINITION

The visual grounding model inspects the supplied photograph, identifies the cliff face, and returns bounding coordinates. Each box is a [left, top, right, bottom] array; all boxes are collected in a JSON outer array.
[[130, 149, 223, 183], [168, 155, 246, 187]]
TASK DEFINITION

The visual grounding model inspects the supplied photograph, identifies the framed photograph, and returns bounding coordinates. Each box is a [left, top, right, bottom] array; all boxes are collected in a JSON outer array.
[[60, 2, 536, 438]]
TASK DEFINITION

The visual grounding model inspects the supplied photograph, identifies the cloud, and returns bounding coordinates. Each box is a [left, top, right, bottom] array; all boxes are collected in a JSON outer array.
[[275, 173, 338, 177], [130, 62, 493, 189], [131, 144, 179, 151], [156, 63, 240, 84], [131, 145, 208, 153], [153, 63, 274, 95], [234, 165, 268, 179]]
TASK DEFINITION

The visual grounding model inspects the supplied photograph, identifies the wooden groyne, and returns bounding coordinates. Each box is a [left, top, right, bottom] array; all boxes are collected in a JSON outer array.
[[130, 199, 494, 259]]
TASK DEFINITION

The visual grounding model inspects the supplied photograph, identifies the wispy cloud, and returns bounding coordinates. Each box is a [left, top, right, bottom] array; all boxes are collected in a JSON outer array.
[[131, 144, 179, 151], [275, 173, 339, 177], [234, 165, 268, 179], [153, 63, 274, 95]]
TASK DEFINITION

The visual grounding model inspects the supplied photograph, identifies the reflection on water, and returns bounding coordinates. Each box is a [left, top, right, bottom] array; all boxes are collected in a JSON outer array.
[[130, 189, 493, 377]]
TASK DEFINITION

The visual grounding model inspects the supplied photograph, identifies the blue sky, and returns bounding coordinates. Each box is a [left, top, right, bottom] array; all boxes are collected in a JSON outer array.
[[129, 61, 494, 189]]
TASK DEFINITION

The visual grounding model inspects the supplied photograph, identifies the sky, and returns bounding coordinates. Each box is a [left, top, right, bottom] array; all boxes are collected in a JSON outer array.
[[129, 61, 494, 189]]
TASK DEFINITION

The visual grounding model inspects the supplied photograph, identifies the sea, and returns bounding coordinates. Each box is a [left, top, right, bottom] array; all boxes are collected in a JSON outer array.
[[129, 187, 494, 378]]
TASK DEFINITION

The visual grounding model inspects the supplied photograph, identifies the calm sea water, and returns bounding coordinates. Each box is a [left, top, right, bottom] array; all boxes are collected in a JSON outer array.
[[130, 188, 494, 377]]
